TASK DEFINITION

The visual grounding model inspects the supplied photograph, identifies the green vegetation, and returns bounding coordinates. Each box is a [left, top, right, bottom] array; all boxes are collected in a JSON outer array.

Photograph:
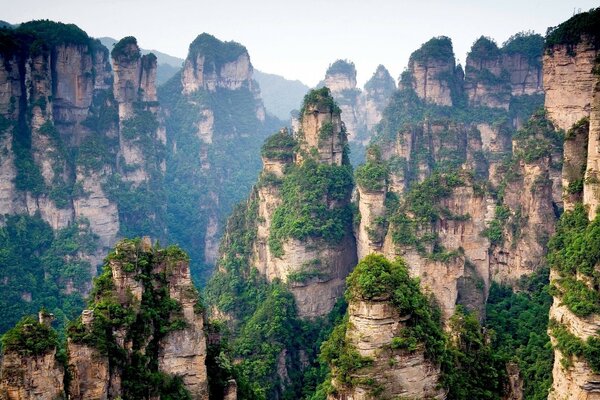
[[355, 146, 388, 192], [410, 36, 455, 63], [188, 33, 247, 73], [443, 307, 506, 400], [512, 109, 562, 164], [261, 130, 297, 160], [326, 59, 356, 78], [159, 70, 278, 283], [482, 205, 511, 245], [299, 87, 341, 116], [68, 239, 193, 399], [1, 314, 58, 356], [111, 36, 140, 61], [468, 36, 501, 62], [546, 7, 600, 52], [0, 214, 96, 336], [549, 319, 600, 373], [547, 203, 600, 317], [486, 269, 554, 400], [269, 158, 353, 256]]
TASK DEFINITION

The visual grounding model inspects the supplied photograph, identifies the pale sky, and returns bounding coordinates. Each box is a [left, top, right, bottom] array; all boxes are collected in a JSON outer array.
[[3, 0, 598, 87]]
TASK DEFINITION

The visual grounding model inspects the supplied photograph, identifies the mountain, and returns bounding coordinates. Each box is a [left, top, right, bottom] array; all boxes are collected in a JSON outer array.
[[99, 36, 184, 85], [158, 32, 281, 284]]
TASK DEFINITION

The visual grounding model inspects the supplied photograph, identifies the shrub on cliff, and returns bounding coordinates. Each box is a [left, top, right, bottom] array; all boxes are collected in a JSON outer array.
[[1, 315, 58, 356]]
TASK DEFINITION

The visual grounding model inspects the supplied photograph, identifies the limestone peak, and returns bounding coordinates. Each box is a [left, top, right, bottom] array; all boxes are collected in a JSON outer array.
[[324, 59, 357, 92], [182, 33, 253, 93]]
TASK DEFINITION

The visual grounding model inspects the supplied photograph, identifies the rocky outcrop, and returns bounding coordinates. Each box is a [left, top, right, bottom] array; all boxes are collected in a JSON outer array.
[[464, 35, 543, 110], [464, 37, 511, 109], [327, 255, 446, 400], [545, 10, 600, 399], [182, 33, 256, 95], [358, 34, 558, 323], [0, 314, 65, 400], [363, 65, 396, 132], [405, 36, 459, 107], [250, 90, 357, 318], [67, 238, 209, 400], [317, 62, 395, 147], [161, 32, 268, 270], [322, 60, 365, 143], [543, 41, 598, 132]]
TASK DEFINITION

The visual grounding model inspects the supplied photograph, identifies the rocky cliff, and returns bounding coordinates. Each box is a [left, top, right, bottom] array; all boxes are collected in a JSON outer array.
[[159, 33, 274, 281], [67, 238, 208, 399], [363, 65, 396, 132], [0, 25, 171, 335], [355, 33, 558, 322], [323, 255, 446, 400], [204, 88, 356, 398], [0, 239, 209, 400], [250, 88, 356, 318], [317, 61, 395, 164], [0, 312, 65, 400], [544, 8, 600, 400]]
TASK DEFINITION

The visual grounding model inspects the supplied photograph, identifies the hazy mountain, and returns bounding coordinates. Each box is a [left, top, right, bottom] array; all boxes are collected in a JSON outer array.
[[253, 69, 309, 120]]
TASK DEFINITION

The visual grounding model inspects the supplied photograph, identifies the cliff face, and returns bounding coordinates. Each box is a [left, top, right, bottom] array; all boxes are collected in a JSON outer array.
[[356, 33, 558, 322], [363, 65, 396, 132], [405, 36, 459, 107], [325, 255, 446, 400], [160, 33, 271, 278], [251, 90, 356, 318], [181, 33, 255, 94], [0, 314, 64, 400], [67, 238, 208, 400], [0, 22, 122, 293], [544, 10, 600, 399], [317, 61, 395, 154]]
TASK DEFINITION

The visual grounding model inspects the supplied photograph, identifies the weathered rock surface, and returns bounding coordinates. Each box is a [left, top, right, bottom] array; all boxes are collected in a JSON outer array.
[[546, 29, 600, 399], [0, 350, 64, 400], [329, 298, 445, 399], [252, 98, 356, 318]]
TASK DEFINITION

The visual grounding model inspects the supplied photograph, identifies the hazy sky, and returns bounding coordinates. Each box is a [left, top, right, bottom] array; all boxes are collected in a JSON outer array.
[[3, 0, 598, 87]]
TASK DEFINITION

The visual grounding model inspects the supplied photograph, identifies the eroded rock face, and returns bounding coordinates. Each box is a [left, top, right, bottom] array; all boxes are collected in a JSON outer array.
[[409, 57, 456, 106], [0, 29, 120, 273], [329, 299, 445, 400], [545, 33, 600, 400], [158, 259, 208, 399], [543, 42, 598, 132], [363, 65, 396, 132], [0, 350, 64, 400], [252, 100, 356, 318], [67, 239, 209, 399]]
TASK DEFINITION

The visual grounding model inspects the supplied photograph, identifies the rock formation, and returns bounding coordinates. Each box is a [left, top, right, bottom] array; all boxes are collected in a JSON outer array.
[[355, 33, 558, 321], [159, 32, 271, 273], [543, 8, 600, 399], [67, 238, 209, 400], [363, 65, 396, 132], [251, 88, 356, 318], [325, 255, 446, 400], [0, 312, 65, 400], [316, 61, 395, 154]]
